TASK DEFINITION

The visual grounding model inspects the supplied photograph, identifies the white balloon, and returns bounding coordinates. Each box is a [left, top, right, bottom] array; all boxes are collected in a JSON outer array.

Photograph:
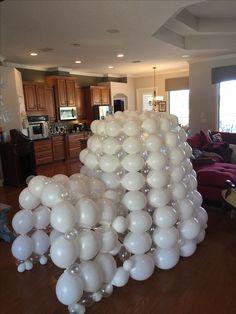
[[76, 197, 100, 228], [196, 228, 206, 243], [90, 120, 100, 134], [169, 147, 185, 165], [145, 134, 163, 152], [181, 142, 192, 158], [41, 182, 64, 207], [19, 187, 41, 210], [103, 190, 120, 203], [153, 226, 179, 249], [160, 117, 171, 132], [88, 177, 106, 198], [129, 254, 155, 281], [12, 209, 34, 234], [84, 152, 99, 170], [178, 127, 187, 142], [67, 178, 88, 203], [190, 190, 203, 207], [124, 232, 152, 254], [147, 188, 171, 207], [34, 205, 51, 229], [153, 246, 180, 269], [169, 165, 185, 183], [195, 206, 208, 227], [11, 234, 33, 261], [105, 120, 122, 137], [122, 190, 147, 211], [87, 136, 102, 153], [112, 267, 129, 287], [171, 182, 187, 201], [122, 136, 142, 154], [121, 172, 145, 191], [49, 229, 63, 244], [99, 227, 118, 253], [121, 154, 145, 172], [77, 230, 100, 261], [52, 174, 69, 185], [51, 201, 76, 233], [95, 253, 117, 283], [153, 205, 178, 229], [182, 159, 193, 174], [180, 239, 197, 257], [142, 118, 158, 134], [178, 218, 201, 240], [79, 261, 103, 292], [102, 138, 121, 155], [146, 152, 167, 170], [99, 155, 120, 173], [101, 172, 121, 189], [147, 169, 169, 189], [127, 210, 152, 233], [97, 198, 117, 225], [50, 235, 77, 268], [123, 120, 140, 136], [56, 271, 84, 305], [165, 132, 179, 147], [175, 199, 194, 220], [28, 175, 49, 198], [31, 230, 50, 255], [96, 120, 107, 136], [112, 216, 128, 233], [79, 148, 89, 164]]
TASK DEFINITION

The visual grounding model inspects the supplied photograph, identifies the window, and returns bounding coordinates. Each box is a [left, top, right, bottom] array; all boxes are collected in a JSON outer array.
[[168, 90, 189, 126], [219, 80, 236, 132]]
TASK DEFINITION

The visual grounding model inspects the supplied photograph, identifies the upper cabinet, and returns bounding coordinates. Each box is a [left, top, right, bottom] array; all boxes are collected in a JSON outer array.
[[23, 82, 48, 113], [76, 87, 86, 120], [45, 87, 56, 121], [90, 86, 110, 105], [46, 76, 77, 107]]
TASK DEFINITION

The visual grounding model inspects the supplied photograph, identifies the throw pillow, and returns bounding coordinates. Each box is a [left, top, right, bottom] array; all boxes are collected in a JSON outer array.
[[200, 130, 212, 147], [202, 141, 232, 162], [212, 132, 223, 142]]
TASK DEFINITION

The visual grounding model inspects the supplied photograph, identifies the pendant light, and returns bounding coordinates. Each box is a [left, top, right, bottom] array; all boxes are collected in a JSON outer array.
[[152, 66, 158, 111]]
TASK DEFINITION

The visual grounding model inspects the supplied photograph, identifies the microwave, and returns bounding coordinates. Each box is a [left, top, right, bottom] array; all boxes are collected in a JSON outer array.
[[27, 115, 49, 140], [59, 106, 77, 120]]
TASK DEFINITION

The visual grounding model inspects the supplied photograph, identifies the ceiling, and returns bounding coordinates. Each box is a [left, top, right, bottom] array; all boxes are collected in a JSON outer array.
[[1, 0, 236, 77]]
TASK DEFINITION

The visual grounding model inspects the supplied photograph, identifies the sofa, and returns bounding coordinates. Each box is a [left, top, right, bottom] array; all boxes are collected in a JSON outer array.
[[187, 130, 236, 203]]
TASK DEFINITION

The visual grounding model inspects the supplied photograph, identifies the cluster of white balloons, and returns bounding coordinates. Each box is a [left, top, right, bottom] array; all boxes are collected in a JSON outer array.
[[11, 110, 208, 314]]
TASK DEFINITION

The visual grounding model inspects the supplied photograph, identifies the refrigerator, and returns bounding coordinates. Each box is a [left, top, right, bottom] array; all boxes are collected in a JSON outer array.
[[93, 105, 113, 120]]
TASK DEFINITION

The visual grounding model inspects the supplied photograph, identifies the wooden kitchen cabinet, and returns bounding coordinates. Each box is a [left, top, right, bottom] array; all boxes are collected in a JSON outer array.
[[33, 139, 53, 165], [23, 82, 48, 113], [52, 135, 66, 161], [46, 76, 77, 107], [45, 87, 56, 121], [75, 87, 86, 119], [90, 86, 110, 105], [65, 134, 87, 159]]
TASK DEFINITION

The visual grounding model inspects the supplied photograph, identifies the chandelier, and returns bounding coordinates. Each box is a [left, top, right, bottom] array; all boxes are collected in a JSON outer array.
[[152, 66, 158, 111]]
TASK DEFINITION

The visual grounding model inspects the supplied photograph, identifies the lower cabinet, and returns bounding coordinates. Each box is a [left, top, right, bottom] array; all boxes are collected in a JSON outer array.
[[66, 134, 82, 159], [52, 136, 66, 161], [33, 139, 53, 166]]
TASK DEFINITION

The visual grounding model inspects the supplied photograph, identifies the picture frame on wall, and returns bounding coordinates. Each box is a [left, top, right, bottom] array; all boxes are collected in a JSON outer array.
[[158, 100, 166, 112]]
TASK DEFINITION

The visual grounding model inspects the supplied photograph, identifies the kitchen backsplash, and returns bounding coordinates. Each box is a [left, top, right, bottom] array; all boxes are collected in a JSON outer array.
[[49, 121, 90, 135]]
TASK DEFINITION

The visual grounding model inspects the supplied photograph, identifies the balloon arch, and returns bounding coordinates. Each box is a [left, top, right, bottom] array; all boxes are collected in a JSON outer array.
[[11, 111, 208, 314]]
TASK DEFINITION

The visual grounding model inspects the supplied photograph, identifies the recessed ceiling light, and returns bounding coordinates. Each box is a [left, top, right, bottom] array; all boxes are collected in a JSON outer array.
[[108, 66, 114, 69], [72, 43, 80, 46], [107, 29, 120, 34], [30, 52, 38, 56], [182, 55, 190, 58], [117, 53, 124, 58], [75, 60, 82, 64], [39, 47, 54, 52], [132, 60, 141, 63]]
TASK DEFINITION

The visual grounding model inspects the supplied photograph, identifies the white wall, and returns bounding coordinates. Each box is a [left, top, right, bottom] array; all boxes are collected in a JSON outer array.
[[189, 56, 236, 135], [134, 70, 189, 111]]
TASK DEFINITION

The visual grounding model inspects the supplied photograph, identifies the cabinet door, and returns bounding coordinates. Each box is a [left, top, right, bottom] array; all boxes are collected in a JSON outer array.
[[45, 87, 56, 121], [57, 79, 67, 106], [34, 139, 53, 165], [24, 83, 37, 111], [66, 135, 81, 159], [76, 87, 86, 119], [66, 79, 76, 106], [101, 87, 110, 104], [35, 84, 47, 111], [91, 87, 102, 105], [52, 136, 65, 161]]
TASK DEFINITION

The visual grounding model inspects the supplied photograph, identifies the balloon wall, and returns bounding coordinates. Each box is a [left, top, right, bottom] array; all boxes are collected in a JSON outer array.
[[11, 111, 208, 314]]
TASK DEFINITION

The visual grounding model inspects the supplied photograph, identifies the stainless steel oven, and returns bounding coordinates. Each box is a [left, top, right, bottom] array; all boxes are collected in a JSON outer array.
[[27, 115, 49, 140]]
